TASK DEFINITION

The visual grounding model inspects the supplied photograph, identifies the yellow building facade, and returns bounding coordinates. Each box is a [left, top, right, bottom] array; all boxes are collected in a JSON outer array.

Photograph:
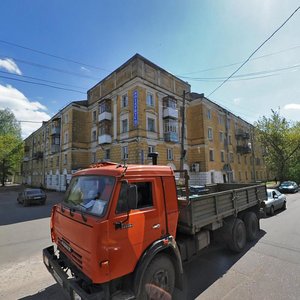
[[22, 54, 266, 190]]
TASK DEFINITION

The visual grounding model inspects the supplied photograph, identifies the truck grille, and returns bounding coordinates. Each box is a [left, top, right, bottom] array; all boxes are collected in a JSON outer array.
[[58, 238, 83, 269]]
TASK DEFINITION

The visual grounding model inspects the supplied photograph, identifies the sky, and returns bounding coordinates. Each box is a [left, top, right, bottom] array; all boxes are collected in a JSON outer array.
[[0, 0, 299, 138]]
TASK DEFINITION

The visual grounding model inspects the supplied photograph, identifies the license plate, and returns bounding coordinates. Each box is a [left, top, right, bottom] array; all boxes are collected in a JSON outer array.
[[53, 270, 63, 287]]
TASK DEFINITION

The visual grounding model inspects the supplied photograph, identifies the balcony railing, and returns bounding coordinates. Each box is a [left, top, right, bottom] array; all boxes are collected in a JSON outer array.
[[51, 127, 61, 135], [164, 132, 179, 143], [237, 145, 251, 154], [98, 134, 112, 144], [163, 107, 178, 119], [33, 151, 44, 160], [98, 111, 112, 122]]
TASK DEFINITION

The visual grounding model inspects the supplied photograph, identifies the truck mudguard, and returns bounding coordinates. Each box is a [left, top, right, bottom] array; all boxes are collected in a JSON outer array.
[[133, 235, 183, 295]]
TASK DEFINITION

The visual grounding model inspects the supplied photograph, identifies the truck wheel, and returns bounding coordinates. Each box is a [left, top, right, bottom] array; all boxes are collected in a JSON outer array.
[[228, 218, 246, 253], [139, 254, 175, 299], [244, 212, 259, 241]]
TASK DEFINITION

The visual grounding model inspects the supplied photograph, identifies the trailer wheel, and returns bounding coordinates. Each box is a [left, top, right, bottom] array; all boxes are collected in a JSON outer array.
[[139, 254, 175, 299], [244, 212, 259, 241], [228, 218, 246, 253]]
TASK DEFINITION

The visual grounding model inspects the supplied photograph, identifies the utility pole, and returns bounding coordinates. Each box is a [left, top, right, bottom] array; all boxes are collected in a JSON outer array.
[[251, 127, 256, 182], [180, 90, 186, 171]]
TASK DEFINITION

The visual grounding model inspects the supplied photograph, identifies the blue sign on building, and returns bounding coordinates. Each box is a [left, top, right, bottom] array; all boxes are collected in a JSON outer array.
[[133, 90, 138, 127]]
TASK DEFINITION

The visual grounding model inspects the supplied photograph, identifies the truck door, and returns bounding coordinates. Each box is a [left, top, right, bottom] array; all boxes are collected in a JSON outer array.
[[107, 178, 166, 280]]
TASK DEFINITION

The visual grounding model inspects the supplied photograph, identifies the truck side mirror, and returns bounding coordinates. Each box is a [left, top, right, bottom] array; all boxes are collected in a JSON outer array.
[[127, 184, 138, 210]]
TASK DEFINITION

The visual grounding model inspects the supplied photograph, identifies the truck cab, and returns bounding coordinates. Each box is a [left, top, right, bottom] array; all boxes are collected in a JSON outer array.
[[43, 162, 182, 299]]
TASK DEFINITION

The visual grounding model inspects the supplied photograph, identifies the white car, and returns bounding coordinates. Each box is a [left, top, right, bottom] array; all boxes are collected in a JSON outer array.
[[265, 189, 286, 215]]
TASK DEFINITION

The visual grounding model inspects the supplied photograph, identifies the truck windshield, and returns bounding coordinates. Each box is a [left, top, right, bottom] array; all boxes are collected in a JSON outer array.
[[64, 175, 115, 217]]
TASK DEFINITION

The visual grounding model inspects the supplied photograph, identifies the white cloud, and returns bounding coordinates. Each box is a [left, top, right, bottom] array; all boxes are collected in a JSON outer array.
[[284, 103, 300, 110], [0, 84, 51, 138], [80, 66, 90, 72], [0, 58, 22, 75]]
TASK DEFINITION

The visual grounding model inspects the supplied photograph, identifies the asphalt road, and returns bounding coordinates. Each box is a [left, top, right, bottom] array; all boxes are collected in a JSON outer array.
[[0, 185, 300, 300]]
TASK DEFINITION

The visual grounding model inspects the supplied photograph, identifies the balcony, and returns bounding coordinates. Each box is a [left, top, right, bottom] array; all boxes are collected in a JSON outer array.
[[163, 107, 178, 119], [33, 151, 44, 160], [164, 132, 179, 143], [51, 144, 60, 153], [237, 145, 251, 154], [98, 111, 112, 122], [236, 129, 250, 140], [51, 126, 61, 135], [98, 134, 112, 144]]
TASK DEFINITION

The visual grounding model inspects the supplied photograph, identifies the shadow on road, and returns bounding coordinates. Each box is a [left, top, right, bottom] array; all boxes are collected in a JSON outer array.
[[0, 185, 64, 226], [19, 283, 67, 300], [174, 229, 266, 300]]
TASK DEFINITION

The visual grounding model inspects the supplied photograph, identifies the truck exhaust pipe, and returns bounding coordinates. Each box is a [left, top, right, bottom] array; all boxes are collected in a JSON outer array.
[[147, 152, 159, 165]]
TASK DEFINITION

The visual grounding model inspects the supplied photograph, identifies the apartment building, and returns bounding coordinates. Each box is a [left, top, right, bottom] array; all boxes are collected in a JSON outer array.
[[22, 54, 266, 190]]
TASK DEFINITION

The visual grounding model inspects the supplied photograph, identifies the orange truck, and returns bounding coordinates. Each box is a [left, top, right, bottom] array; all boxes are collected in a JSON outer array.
[[43, 162, 267, 299]]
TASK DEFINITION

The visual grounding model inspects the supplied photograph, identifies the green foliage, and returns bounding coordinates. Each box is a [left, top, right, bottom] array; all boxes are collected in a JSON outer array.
[[255, 110, 300, 181], [0, 109, 23, 186]]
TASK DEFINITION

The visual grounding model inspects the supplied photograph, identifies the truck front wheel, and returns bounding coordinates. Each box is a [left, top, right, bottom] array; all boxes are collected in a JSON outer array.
[[139, 254, 175, 299], [228, 218, 246, 253]]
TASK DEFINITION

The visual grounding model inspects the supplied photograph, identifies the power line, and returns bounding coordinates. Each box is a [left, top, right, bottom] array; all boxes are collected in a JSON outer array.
[[0, 75, 86, 94], [0, 55, 100, 80], [0, 70, 87, 89], [179, 63, 300, 82], [208, 6, 300, 97], [178, 45, 300, 75], [0, 39, 109, 72]]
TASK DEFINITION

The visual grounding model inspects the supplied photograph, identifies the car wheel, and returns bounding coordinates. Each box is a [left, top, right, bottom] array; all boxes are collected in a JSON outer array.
[[269, 206, 275, 216]]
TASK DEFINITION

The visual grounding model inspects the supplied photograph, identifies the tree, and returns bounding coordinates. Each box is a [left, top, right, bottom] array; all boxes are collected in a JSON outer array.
[[255, 110, 300, 181], [0, 109, 23, 186]]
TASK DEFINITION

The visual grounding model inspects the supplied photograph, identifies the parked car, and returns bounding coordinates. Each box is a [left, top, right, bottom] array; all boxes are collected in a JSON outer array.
[[278, 181, 299, 193], [265, 189, 286, 215], [17, 188, 47, 206]]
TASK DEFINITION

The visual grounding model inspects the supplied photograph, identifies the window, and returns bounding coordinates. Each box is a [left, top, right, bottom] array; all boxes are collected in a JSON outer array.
[[227, 119, 231, 129], [148, 118, 155, 132], [208, 128, 213, 140], [99, 101, 111, 113], [122, 146, 128, 160], [147, 92, 154, 107], [92, 130, 97, 142], [148, 145, 155, 155], [244, 156, 247, 164], [64, 132, 69, 144], [93, 111, 97, 122], [229, 135, 232, 145], [116, 182, 153, 214], [221, 151, 225, 162], [64, 154, 67, 165], [238, 154, 241, 164], [219, 131, 224, 142], [209, 149, 214, 161], [218, 114, 223, 125], [245, 171, 248, 180], [64, 114, 69, 124], [230, 152, 234, 163], [91, 152, 96, 163], [105, 149, 110, 160], [122, 119, 128, 133], [167, 148, 173, 160], [207, 109, 211, 119], [121, 94, 128, 108]]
